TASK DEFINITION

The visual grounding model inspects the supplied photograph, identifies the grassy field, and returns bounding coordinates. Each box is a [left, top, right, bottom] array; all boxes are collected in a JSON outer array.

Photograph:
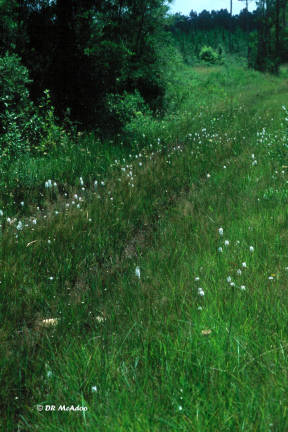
[[2, 63, 288, 431]]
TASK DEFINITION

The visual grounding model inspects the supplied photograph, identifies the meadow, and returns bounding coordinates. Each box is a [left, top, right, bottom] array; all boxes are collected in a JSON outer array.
[[2, 62, 288, 431]]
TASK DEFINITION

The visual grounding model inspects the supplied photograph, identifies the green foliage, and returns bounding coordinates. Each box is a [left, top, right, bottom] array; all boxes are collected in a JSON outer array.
[[105, 90, 151, 132], [0, 53, 68, 160], [0, 0, 19, 54], [84, 1, 170, 123], [199, 45, 222, 64], [169, 9, 254, 66], [34, 90, 69, 155], [15, 0, 172, 132], [0, 52, 33, 158], [249, 0, 286, 74], [247, 31, 258, 68], [172, 28, 247, 67]]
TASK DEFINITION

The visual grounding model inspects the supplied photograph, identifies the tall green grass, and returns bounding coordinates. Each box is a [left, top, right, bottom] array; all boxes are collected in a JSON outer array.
[[2, 64, 288, 431]]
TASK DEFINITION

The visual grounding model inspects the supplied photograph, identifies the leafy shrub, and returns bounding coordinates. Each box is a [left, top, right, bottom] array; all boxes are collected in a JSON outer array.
[[32, 90, 70, 155], [199, 45, 220, 64], [217, 45, 225, 62], [0, 53, 68, 160], [0, 52, 33, 158], [105, 91, 151, 133]]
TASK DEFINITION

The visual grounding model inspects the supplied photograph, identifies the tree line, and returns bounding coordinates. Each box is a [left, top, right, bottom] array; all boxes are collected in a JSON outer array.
[[169, 1, 288, 73]]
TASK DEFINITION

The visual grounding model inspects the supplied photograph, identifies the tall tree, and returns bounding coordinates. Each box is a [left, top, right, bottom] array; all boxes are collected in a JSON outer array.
[[238, 0, 252, 11], [229, 0, 233, 51], [9, 0, 171, 130], [253, 0, 288, 73], [47, 0, 172, 128]]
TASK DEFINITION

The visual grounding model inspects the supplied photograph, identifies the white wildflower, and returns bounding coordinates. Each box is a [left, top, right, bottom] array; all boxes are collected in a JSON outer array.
[[224, 240, 229, 246], [135, 266, 141, 279], [198, 288, 205, 296], [218, 227, 224, 236], [16, 221, 23, 230]]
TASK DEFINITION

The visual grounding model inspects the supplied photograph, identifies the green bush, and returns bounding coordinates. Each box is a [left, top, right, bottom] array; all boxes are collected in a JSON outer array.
[[33, 90, 70, 155], [105, 90, 151, 133], [199, 45, 220, 64], [0, 52, 33, 158], [0, 53, 69, 160]]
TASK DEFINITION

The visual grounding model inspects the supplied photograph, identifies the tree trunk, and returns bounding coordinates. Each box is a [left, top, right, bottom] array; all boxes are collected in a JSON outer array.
[[229, 0, 233, 51], [281, 0, 286, 27], [275, 0, 280, 56]]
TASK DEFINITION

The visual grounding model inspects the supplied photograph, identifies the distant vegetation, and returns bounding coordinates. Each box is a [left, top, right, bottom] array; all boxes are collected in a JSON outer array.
[[168, 7, 257, 63]]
